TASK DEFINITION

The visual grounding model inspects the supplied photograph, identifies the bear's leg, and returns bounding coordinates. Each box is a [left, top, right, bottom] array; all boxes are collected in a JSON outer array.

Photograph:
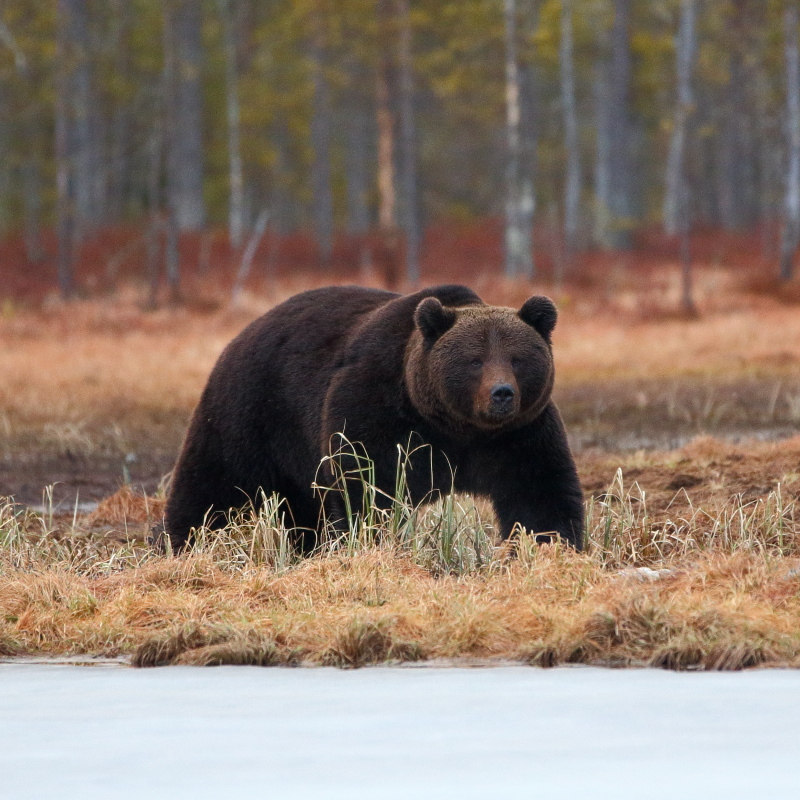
[[491, 474, 584, 549], [487, 408, 585, 550], [274, 483, 322, 555], [163, 421, 238, 552]]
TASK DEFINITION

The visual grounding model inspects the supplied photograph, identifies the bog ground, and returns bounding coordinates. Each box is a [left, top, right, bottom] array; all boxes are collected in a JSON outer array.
[[1, 267, 799, 668]]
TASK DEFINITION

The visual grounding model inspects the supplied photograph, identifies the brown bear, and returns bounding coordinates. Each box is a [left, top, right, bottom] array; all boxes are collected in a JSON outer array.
[[162, 285, 584, 552]]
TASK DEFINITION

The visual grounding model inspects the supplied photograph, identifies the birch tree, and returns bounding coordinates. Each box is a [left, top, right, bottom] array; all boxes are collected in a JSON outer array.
[[375, 0, 400, 287], [397, 0, 420, 286], [55, 0, 75, 299], [69, 0, 94, 230], [218, 0, 245, 249], [664, 0, 696, 239], [663, 0, 698, 314], [344, 63, 371, 238], [145, 120, 163, 310], [162, 4, 181, 302], [310, 6, 333, 267], [608, 0, 633, 249], [560, 0, 581, 263], [593, 57, 612, 249], [781, 1, 800, 282], [503, 0, 534, 279], [164, 0, 205, 232], [0, 15, 42, 262], [108, 0, 132, 221]]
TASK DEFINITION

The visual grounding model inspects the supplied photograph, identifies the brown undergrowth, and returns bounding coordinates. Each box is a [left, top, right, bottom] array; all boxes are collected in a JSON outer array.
[[2, 436, 799, 670]]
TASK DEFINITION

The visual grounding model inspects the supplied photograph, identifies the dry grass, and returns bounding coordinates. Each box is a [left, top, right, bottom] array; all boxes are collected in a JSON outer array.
[[2, 274, 799, 430], [1, 436, 799, 670], [2, 270, 800, 669]]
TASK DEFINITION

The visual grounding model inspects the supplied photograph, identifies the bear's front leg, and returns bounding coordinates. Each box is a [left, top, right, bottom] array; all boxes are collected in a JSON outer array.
[[487, 404, 585, 550]]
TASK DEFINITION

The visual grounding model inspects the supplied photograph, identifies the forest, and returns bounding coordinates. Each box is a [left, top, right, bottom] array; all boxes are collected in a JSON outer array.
[[0, 0, 799, 307]]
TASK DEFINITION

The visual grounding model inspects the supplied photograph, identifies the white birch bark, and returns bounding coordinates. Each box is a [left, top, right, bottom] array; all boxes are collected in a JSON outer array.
[[376, 0, 396, 233], [560, 0, 581, 259], [593, 59, 612, 249], [310, 8, 334, 267], [145, 119, 163, 309], [0, 18, 42, 260], [22, 160, 44, 263], [608, 0, 632, 249], [164, 0, 205, 232], [232, 208, 270, 304], [55, 0, 75, 299], [162, 8, 180, 301], [67, 0, 96, 230], [504, 0, 534, 278], [664, 0, 696, 237], [781, 2, 800, 282], [109, 0, 131, 220], [218, 0, 245, 249], [344, 93, 370, 236], [397, 0, 420, 286]]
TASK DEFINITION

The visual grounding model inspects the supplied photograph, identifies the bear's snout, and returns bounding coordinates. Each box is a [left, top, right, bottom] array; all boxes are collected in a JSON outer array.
[[476, 368, 520, 422], [490, 383, 516, 415]]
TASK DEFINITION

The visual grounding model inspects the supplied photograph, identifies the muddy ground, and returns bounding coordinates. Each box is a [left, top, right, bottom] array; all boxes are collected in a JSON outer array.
[[3, 378, 798, 521]]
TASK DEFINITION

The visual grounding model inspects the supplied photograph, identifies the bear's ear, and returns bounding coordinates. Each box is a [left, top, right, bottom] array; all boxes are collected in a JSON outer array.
[[518, 296, 558, 342], [415, 297, 458, 343]]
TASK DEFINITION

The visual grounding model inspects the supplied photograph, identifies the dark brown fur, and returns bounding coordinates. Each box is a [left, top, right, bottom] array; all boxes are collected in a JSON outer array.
[[162, 285, 584, 552]]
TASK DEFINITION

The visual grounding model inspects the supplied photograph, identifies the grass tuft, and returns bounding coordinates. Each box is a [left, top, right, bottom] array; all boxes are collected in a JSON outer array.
[[321, 619, 426, 668], [132, 623, 300, 668]]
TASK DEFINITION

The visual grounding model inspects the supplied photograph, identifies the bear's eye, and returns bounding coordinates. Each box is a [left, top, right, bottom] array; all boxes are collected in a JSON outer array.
[[511, 357, 523, 369], [469, 358, 483, 368]]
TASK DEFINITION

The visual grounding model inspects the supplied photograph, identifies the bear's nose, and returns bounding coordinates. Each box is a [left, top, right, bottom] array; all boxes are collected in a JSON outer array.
[[491, 384, 515, 403]]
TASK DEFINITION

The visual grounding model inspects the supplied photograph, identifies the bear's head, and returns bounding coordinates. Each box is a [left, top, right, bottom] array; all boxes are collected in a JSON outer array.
[[405, 295, 558, 434]]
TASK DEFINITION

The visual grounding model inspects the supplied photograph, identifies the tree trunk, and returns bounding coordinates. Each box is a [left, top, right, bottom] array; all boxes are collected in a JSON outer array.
[[310, 6, 334, 268], [664, 0, 696, 238], [593, 58, 612, 249], [162, 7, 181, 301], [109, 0, 132, 221], [0, 108, 9, 237], [397, 0, 420, 286], [146, 124, 163, 309], [781, 2, 800, 282], [376, 7, 395, 234], [22, 159, 44, 264], [503, 0, 534, 279], [608, 0, 633, 249], [672, 0, 697, 315], [66, 0, 97, 232], [754, 59, 779, 261], [218, 0, 245, 249], [0, 22, 43, 261], [376, 0, 400, 289], [164, 0, 205, 232], [344, 81, 370, 237], [165, 208, 181, 304], [560, 0, 581, 264], [55, 0, 75, 299], [0, 30, 22, 237], [231, 207, 269, 303], [344, 58, 372, 273]]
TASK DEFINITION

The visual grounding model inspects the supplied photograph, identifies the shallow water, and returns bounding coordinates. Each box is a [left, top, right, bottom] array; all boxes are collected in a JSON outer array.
[[2, 664, 799, 799]]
